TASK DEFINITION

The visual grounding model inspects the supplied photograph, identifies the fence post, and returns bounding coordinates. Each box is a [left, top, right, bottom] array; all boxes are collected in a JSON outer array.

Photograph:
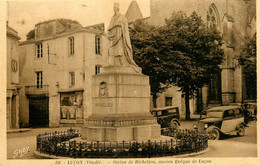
[[97, 141, 100, 158], [36, 135, 39, 151], [97, 141, 100, 157], [154, 140, 156, 152], [73, 140, 77, 158], [79, 142, 82, 158], [84, 142, 87, 150]]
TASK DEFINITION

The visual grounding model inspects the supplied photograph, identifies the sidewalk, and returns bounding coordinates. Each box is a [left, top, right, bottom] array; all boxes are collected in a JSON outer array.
[[7, 128, 31, 134]]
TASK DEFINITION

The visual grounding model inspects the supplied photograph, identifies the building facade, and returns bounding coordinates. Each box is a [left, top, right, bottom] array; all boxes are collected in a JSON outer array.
[[7, 24, 21, 130], [19, 19, 108, 127], [150, 0, 256, 115]]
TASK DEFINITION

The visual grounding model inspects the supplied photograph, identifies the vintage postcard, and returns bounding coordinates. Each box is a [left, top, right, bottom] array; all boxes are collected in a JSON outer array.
[[1, 0, 259, 166]]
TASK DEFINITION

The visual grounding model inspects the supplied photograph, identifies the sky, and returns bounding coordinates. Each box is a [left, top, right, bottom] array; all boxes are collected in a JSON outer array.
[[7, 0, 150, 41]]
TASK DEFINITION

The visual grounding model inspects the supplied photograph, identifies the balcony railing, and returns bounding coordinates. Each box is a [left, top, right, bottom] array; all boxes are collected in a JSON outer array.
[[25, 85, 49, 96]]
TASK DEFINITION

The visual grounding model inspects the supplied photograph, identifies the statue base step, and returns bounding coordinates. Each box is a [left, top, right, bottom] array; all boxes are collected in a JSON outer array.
[[81, 124, 161, 142]]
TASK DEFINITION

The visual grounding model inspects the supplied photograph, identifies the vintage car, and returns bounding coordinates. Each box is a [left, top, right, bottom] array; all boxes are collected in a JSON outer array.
[[244, 103, 257, 119], [150, 106, 181, 130], [194, 106, 248, 140], [226, 103, 257, 122]]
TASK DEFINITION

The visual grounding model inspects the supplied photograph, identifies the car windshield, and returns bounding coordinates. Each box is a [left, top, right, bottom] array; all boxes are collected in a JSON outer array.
[[206, 111, 223, 118]]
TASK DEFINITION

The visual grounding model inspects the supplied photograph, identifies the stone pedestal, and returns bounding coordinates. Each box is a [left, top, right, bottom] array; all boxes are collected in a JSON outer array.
[[222, 92, 236, 104], [221, 68, 236, 104], [81, 65, 161, 142]]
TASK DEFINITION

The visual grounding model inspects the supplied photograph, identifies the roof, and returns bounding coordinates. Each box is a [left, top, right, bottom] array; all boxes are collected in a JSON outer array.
[[7, 24, 21, 40], [20, 23, 105, 45], [207, 106, 241, 111], [36, 18, 81, 27], [85, 23, 105, 32], [125, 0, 143, 22]]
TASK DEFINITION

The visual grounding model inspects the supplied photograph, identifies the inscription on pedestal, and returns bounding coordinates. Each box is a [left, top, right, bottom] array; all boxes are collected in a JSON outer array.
[[95, 103, 113, 107]]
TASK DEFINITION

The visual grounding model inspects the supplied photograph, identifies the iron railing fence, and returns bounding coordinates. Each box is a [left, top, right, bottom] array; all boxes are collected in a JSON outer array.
[[36, 128, 208, 158]]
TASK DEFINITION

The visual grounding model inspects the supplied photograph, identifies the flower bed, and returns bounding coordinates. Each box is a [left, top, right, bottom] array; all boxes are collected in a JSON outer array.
[[36, 128, 208, 158]]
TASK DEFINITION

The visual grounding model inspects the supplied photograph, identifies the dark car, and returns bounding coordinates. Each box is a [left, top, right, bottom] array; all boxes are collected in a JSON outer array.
[[194, 106, 248, 140], [150, 106, 181, 130], [227, 103, 257, 122], [243, 103, 257, 119]]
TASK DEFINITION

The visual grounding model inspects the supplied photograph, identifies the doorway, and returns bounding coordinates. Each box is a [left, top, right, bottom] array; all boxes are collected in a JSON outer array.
[[29, 96, 49, 127]]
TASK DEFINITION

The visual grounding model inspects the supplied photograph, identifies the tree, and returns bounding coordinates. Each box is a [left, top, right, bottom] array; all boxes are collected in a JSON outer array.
[[160, 11, 224, 119], [130, 21, 170, 108], [237, 34, 256, 99], [237, 35, 256, 77], [26, 29, 35, 40], [130, 11, 224, 119]]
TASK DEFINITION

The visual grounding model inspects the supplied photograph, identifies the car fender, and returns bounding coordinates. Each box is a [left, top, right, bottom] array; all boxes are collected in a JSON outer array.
[[170, 118, 181, 126], [205, 125, 221, 133], [236, 122, 248, 129]]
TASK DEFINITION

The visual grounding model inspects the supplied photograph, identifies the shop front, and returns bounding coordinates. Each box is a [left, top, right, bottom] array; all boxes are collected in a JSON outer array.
[[60, 91, 84, 125]]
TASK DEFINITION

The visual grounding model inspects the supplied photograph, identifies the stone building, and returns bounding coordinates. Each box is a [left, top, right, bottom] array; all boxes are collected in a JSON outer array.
[[19, 19, 108, 127], [7, 24, 21, 130], [150, 0, 256, 115]]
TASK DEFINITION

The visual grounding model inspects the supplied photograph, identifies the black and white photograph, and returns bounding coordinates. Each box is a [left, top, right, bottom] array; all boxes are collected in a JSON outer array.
[[1, 0, 258, 165]]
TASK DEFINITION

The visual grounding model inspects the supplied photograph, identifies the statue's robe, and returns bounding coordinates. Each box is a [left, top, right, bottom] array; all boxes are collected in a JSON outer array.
[[108, 12, 140, 72]]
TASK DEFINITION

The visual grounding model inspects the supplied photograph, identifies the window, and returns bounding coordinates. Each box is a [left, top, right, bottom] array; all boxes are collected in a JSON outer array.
[[69, 37, 75, 55], [35, 71, 43, 88], [95, 65, 101, 74], [224, 110, 234, 119], [69, 72, 75, 86], [168, 109, 177, 114], [165, 97, 173, 106], [208, 71, 222, 103], [36, 43, 43, 58], [207, 4, 220, 31], [234, 108, 243, 118], [95, 36, 101, 54]]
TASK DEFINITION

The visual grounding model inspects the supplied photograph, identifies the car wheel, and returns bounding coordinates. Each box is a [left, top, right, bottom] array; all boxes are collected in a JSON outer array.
[[170, 120, 179, 130], [209, 129, 220, 140], [237, 125, 245, 136]]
